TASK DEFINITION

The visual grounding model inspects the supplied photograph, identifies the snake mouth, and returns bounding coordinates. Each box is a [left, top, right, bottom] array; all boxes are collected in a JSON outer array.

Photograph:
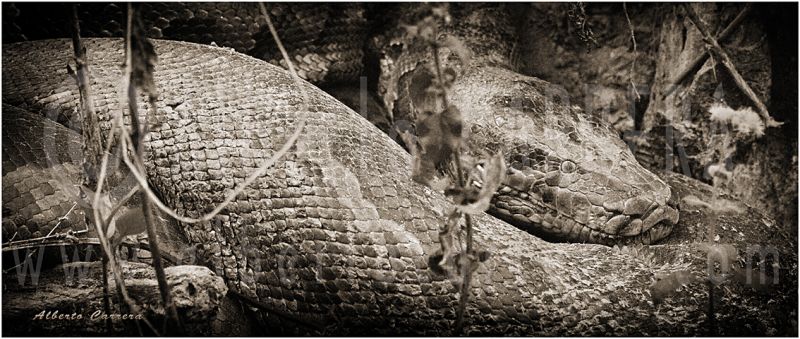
[[489, 185, 679, 245]]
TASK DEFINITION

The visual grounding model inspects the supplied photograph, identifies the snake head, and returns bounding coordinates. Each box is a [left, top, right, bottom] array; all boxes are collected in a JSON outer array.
[[490, 141, 680, 245], [451, 67, 679, 245]]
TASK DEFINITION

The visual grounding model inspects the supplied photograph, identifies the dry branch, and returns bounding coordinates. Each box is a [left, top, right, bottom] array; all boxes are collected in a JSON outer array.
[[122, 3, 182, 333], [622, 3, 640, 99], [70, 5, 103, 185], [69, 5, 133, 333], [683, 4, 780, 128], [663, 4, 753, 98]]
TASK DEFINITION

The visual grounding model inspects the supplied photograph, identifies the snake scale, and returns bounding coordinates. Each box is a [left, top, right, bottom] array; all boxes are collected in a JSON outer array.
[[1, 3, 793, 335]]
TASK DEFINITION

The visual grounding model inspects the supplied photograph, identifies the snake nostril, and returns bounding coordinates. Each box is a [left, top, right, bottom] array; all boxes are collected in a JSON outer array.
[[541, 189, 555, 203]]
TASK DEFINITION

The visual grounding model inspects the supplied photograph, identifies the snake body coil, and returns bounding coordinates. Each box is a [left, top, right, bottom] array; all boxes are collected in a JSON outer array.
[[3, 3, 680, 245], [1, 4, 791, 335], [0, 38, 698, 334]]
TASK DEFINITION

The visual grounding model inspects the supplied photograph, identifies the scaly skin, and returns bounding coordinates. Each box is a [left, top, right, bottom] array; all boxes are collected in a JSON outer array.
[[1, 104, 138, 241], [4, 2, 677, 245], [378, 4, 679, 245], [1, 105, 88, 240], [2, 38, 792, 335], [3, 2, 367, 84]]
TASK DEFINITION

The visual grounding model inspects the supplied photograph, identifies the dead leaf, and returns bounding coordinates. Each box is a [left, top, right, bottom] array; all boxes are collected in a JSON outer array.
[[442, 35, 471, 67], [411, 106, 464, 186], [457, 153, 506, 214], [431, 211, 463, 279]]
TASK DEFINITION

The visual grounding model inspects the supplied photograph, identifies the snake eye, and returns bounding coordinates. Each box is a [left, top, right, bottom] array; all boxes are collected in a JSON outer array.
[[560, 160, 576, 173]]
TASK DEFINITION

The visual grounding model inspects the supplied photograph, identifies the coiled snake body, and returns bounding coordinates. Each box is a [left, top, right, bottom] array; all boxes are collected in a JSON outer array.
[[3, 38, 666, 334], [1, 3, 790, 335], [3, 3, 679, 245]]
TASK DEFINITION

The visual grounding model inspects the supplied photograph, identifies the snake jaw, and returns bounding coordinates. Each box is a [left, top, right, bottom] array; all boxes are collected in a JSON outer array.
[[603, 195, 679, 236], [491, 183, 679, 245]]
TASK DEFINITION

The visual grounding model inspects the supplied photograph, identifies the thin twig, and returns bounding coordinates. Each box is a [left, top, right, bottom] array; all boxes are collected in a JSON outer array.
[[45, 202, 78, 237], [3, 233, 73, 248], [2, 248, 38, 274], [123, 3, 182, 334], [71, 4, 158, 335], [101, 256, 113, 333], [4, 236, 176, 267], [258, 3, 308, 94], [430, 28, 473, 335], [683, 4, 780, 128], [70, 5, 114, 334], [663, 4, 753, 98], [623, 3, 640, 100]]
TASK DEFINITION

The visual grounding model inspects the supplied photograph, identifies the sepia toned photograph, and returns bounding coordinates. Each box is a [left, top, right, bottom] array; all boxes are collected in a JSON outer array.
[[1, 2, 797, 336]]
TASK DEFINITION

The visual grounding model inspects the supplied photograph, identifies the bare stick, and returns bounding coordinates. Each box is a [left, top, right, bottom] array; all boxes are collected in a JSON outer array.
[[71, 6, 158, 334], [453, 213, 474, 333], [663, 4, 753, 98], [71, 6, 102, 184], [430, 28, 473, 335], [623, 3, 640, 99], [123, 4, 182, 333], [89, 121, 145, 331], [70, 16, 137, 330], [683, 4, 780, 128], [69, 5, 159, 336], [452, 155, 474, 334], [100, 258, 113, 332], [69, 5, 112, 333], [45, 202, 77, 237]]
